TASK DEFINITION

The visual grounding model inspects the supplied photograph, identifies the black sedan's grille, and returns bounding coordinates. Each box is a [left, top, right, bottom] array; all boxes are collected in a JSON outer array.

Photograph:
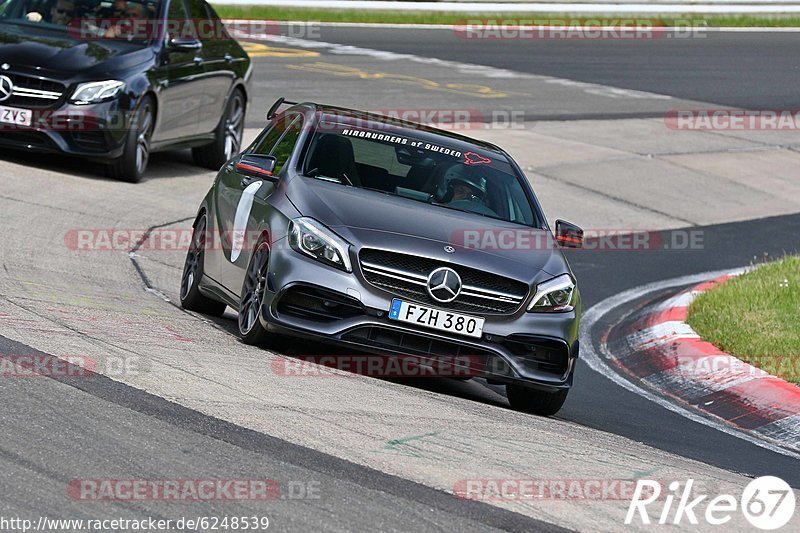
[[359, 249, 529, 315], [3, 74, 66, 109]]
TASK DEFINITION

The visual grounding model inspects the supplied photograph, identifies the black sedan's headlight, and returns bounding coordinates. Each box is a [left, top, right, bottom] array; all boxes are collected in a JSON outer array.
[[70, 80, 125, 105], [288, 217, 352, 272]]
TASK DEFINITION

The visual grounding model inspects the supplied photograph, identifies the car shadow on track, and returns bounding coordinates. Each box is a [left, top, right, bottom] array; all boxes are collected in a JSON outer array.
[[0, 149, 213, 183], [204, 309, 512, 410]]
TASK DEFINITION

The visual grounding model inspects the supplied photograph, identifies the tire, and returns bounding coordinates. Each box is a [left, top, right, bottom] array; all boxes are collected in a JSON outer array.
[[506, 384, 568, 417], [192, 89, 246, 170], [106, 95, 154, 183], [179, 213, 227, 316], [238, 239, 271, 346]]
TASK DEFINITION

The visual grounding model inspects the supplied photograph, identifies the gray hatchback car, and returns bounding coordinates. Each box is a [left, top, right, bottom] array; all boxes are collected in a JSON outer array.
[[180, 99, 584, 416]]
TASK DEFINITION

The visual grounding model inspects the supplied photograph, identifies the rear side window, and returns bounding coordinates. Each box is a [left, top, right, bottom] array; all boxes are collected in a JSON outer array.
[[250, 113, 304, 175], [203, 2, 231, 39], [270, 116, 304, 175], [251, 115, 290, 155]]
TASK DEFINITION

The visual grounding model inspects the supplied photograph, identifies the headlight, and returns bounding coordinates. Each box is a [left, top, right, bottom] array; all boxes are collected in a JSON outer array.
[[70, 80, 126, 104], [528, 274, 575, 312], [288, 217, 352, 272]]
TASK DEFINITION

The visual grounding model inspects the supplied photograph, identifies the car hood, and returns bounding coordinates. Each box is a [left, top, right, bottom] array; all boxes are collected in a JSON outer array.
[[0, 25, 151, 77], [285, 176, 566, 283]]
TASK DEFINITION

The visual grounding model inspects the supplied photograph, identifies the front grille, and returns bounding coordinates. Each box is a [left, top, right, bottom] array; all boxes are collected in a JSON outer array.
[[4, 74, 66, 109], [359, 249, 529, 315], [342, 326, 514, 378], [343, 326, 492, 359]]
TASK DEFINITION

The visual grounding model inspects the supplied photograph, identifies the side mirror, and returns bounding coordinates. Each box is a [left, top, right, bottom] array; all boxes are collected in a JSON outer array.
[[167, 37, 202, 52], [235, 154, 277, 180], [555, 220, 583, 248]]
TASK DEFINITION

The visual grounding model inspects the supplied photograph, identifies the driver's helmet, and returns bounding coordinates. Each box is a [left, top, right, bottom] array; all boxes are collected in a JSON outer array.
[[446, 172, 486, 201]]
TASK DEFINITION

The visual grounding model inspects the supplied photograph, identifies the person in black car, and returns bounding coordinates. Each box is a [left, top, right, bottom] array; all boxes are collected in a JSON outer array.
[[450, 176, 485, 203], [50, 0, 74, 24]]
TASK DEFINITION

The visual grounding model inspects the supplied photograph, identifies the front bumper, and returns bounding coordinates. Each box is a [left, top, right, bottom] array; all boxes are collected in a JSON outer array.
[[259, 241, 580, 391], [0, 100, 130, 160]]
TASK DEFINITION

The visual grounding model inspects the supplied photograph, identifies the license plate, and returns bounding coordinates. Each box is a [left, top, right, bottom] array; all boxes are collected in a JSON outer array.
[[388, 298, 484, 339], [0, 106, 32, 127]]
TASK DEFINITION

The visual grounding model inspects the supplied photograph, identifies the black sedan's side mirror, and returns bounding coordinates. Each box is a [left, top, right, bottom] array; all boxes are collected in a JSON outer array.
[[235, 154, 278, 181], [555, 220, 583, 248]]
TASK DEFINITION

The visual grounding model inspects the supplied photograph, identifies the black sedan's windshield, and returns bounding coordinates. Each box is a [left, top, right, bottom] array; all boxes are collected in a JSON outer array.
[[301, 124, 540, 227], [0, 0, 159, 42]]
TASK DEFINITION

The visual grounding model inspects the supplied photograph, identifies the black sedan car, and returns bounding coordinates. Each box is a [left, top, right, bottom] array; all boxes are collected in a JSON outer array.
[[0, 0, 250, 181], [180, 100, 585, 416]]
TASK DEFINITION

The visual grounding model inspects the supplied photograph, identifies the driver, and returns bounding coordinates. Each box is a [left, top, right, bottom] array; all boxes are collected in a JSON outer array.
[[49, 0, 75, 24], [441, 169, 499, 218], [447, 175, 486, 204], [109, 0, 128, 16], [103, 1, 144, 38]]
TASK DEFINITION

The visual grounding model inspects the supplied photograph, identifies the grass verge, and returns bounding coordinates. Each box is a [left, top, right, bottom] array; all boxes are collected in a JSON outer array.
[[212, 6, 800, 27], [687, 256, 800, 384]]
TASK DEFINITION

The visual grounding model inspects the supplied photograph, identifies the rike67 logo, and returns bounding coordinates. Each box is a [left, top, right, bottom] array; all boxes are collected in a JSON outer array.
[[627, 476, 795, 530]]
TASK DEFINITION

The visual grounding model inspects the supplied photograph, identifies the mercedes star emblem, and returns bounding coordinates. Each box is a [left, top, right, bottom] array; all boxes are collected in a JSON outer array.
[[0, 75, 13, 102], [426, 267, 462, 303]]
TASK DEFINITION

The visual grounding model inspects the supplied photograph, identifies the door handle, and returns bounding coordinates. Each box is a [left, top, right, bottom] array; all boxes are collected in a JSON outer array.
[[224, 53, 233, 63], [193, 56, 203, 65]]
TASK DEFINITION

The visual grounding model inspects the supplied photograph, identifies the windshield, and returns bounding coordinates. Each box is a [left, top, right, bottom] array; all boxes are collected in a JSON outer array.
[[302, 123, 540, 227], [0, 0, 160, 43]]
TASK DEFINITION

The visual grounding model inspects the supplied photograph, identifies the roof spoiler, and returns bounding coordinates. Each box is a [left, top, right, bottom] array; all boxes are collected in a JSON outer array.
[[267, 97, 299, 120]]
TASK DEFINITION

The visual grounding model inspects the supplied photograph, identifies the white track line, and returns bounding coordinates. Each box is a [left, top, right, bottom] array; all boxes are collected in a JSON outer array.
[[214, 0, 800, 14], [265, 22, 800, 32], [579, 267, 800, 460]]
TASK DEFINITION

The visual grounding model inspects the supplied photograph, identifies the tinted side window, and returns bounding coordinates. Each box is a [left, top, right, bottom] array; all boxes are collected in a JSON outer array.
[[185, 0, 207, 19], [270, 116, 304, 175], [203, 2, 231, 39], [166, 0, 196, 40], [251, 116, 290, 156], [186, 0, 219, 41]]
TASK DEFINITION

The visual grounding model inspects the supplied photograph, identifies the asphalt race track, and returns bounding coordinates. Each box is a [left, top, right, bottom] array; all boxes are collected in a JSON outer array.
[[311, 28, 800, 115], [0, 26, 798, 531]]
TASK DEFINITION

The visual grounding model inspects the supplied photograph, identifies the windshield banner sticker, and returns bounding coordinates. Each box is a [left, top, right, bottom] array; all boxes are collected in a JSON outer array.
[[341, 128, 463, 158]]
